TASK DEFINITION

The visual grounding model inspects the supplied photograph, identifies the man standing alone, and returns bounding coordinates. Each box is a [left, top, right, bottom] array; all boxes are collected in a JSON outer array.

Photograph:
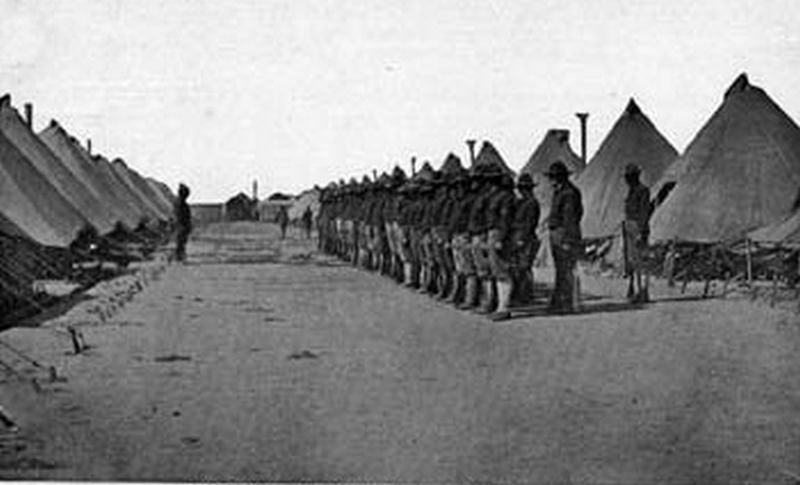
[[174, 183, 192, 263], [544, 161, 583, 313], [623, 163, 652, 302]]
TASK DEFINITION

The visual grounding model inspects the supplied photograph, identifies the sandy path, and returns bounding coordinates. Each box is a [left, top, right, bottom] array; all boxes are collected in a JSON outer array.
[[2, 222, 800, 483]]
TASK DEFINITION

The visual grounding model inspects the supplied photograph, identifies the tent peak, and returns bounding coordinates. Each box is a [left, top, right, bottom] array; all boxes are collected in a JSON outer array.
[[625, 98, 642, 116], [546, 129, 570, 144], [724, 73, 750, 99]]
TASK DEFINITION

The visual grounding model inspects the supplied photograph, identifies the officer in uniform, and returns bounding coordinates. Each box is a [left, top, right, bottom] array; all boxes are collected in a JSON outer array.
[[623, 163, 652, 302], [509, 173, 540, 307], [545, 161, 583, 313]]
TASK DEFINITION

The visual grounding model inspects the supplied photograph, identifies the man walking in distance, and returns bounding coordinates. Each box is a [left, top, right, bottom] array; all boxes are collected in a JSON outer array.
[[173, 183, 192, 264], [276, 205, 290, 240], [301, 205, 314, 239], [544, 161, 583, 313], [623, 163, 652, 303], [509, 173, 540, 309]]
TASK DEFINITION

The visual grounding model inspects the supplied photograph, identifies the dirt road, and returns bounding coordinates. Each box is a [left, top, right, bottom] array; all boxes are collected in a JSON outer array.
[[2, 222, 800, 483]]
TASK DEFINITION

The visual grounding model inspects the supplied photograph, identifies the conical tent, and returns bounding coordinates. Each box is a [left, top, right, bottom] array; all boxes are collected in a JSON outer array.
[[749, 207, 800, 246], [0, 99, 118, 235], [651, 73, 800, 243], [576, 99, 677, 239], [471, 141, 515, 175], [521, 129, 585, 216], [39, 122, 142, 229], [438, 153, 465, 175], [0, 128, 88, 247]]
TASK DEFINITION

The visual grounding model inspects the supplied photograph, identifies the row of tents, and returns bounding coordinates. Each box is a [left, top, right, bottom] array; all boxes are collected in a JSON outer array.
[[322, 72, 800, 283], [0, 94, 176, 320]]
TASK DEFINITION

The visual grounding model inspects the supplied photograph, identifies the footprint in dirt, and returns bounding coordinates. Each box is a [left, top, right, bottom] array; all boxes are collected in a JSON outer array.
[[154, 354, 192, 363], [287, 350, 320, 360]]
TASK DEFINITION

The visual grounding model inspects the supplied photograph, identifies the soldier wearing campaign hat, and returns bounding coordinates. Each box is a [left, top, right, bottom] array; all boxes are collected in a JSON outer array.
[[508, 173, 541, 310], [623, 162, 652, 302], [545, 160, 583, 313]]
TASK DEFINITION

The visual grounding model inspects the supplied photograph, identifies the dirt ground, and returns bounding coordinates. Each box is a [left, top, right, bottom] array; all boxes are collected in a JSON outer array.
[[2, 221, 800, 483]]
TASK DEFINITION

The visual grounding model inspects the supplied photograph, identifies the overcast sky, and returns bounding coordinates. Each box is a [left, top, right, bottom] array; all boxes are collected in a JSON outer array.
[[1, 0, 798, 202]]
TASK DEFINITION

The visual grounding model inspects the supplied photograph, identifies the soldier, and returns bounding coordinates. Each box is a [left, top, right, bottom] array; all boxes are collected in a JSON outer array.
[[444, 168, 473, 303], [451, 170, 482, 308], [385, 167, 407, 282], [173, 183, 192, 263], [302, 205, 313, 239], [418, 168, 442, 294], [434, 157, 465, 299], [623, 163, 652, 303], [276, 205, 289, 239], [509, 173, 541, 308], [357, 176, 373, 269], [485, 171, 518, 320], [460, 166, 498, 311], [397, 181, 419, 287], [544, 161, 583, 313]]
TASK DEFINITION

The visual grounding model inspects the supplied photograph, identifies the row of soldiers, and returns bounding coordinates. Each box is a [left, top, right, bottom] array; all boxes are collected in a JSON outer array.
[[316, 153, 587, 319]]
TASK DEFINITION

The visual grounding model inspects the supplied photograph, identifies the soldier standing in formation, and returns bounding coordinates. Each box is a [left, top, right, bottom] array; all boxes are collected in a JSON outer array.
[[509, 173, 540, 308], [315, 150, 594, 318]]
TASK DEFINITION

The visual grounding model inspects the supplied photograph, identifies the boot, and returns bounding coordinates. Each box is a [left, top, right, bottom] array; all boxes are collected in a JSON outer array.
[[418, 266, 429, 293], [457, 276, 478, 309], [436, 272, 450, 300], [445, 274, 462, 303], [490, 281, 512, 321], [475, 279, 496, 314], [403, 263, 414, 287]]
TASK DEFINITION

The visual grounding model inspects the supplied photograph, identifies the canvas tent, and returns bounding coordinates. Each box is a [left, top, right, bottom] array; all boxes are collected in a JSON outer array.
[[651, 74, 800, 243], [0, 120, 89, 247], [0, 98, 119, 235], [289, 189, 320, 222], [521, 129, 585, 215], [91, 154, 154, 225], [471, 141, 515, 176], [114, 161, 173, 219], [146, 177, 176, 217], [577, 99, 677, 240], [109, 158, 169, 221], [748, 197, 800, 246], [39, 122, 142, 229]]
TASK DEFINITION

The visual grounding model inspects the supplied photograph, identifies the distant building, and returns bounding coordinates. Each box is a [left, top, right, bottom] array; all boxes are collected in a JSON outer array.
[[258, 192, 295, 222], [190, 203, 224, 226], [224, 193, 258, 221]]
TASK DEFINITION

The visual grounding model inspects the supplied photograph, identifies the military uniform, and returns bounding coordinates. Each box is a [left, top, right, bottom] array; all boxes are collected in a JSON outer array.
[[509, 175, 540, 306], [623, 164, 652, 301], [546, 162, 583, 312]]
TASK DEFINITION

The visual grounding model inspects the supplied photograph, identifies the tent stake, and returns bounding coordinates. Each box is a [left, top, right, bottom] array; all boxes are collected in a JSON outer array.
[[771, 272, 778, 308], [746, 238, 753, 287]]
